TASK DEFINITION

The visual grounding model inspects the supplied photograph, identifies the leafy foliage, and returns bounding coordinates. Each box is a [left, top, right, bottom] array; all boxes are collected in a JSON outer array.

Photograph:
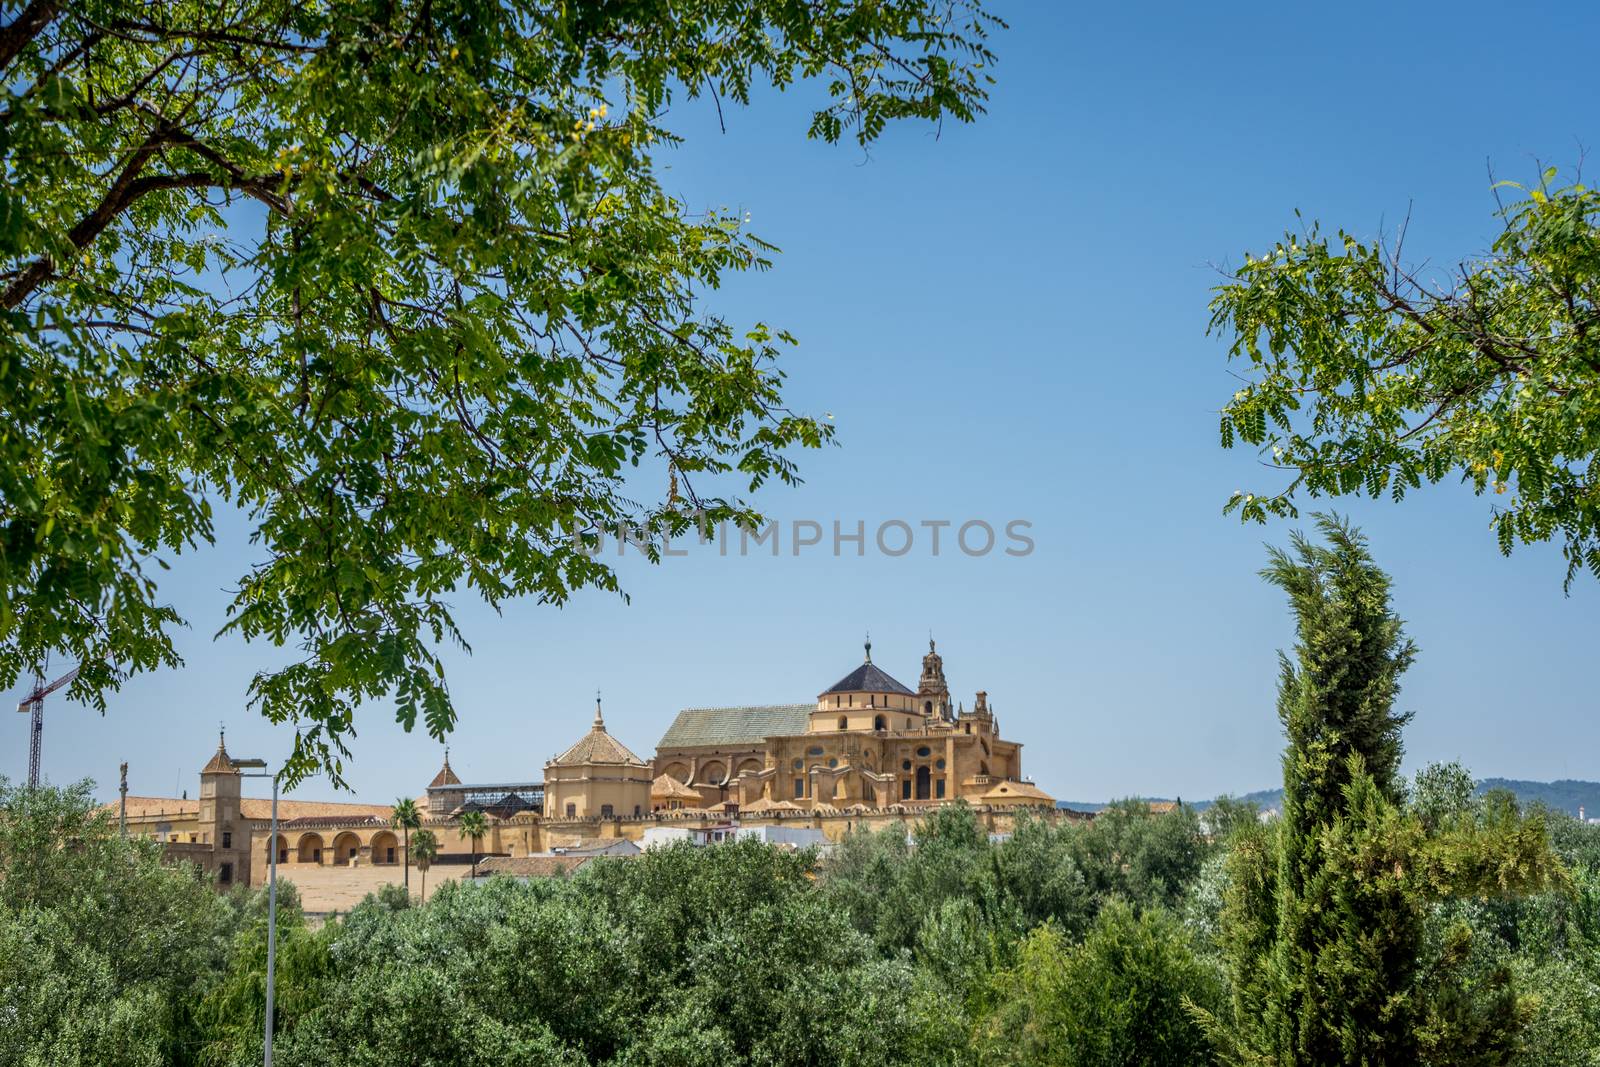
[[0, 778, 243, 1065], [6, 768, 1600, 1066], [975, 902, 1222, 1067], [1212, 174, 1600, 587], [1201, 518, 1567, 1066], [221, 840, 930, 1067], [0, 0, 1002, 783]]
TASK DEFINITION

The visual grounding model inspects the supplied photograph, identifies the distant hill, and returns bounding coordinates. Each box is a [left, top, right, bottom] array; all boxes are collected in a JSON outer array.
[[1058, 779, 1600, 819], [1478, 779, 1600, 818]]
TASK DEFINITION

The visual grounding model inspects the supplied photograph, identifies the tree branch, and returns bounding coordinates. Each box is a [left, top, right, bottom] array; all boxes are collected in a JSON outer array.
[[0, 0, 59, 74], [2, 149, 286, 310]]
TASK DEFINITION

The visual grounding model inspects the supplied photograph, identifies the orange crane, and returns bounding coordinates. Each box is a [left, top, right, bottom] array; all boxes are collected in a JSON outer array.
[[16, 662, 79, 788]]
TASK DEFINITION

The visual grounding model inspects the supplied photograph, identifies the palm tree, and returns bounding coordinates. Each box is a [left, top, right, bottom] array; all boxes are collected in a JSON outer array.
[[391, 797, 421, 894], [411, 829, 438, 903], [457, 810, 488, 879]]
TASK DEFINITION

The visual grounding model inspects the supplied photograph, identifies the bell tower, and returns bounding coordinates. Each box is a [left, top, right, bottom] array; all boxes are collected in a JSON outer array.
[[198, 730, 241, 831], [917, 637, 952, 721], [198, 730, 250, 887]]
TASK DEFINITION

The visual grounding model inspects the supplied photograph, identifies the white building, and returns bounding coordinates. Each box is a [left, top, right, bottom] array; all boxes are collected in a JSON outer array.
[[734, 824, 826, 848], [641, 822, 826, 850]]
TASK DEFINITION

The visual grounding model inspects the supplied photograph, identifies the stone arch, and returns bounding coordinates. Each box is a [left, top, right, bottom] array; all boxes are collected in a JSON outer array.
[[661, 762, 690, 783], [266, 834, 289, 865], [915, 765, 931, 801], [837, 715, 848, 730], [699, 760, 727, 786], [332, 831, 362, 866], [924, 700, 933, 716], [735, 757, 762, 777], [296, 832, 324, 864], [370, 830, 399, 865], [873, 714, 886, 731]]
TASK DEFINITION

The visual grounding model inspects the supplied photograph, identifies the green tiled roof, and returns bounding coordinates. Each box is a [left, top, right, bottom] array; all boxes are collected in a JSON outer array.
[[658, 704, 813, 750]]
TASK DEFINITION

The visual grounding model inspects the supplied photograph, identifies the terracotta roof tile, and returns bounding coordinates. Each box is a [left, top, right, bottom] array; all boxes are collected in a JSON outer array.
[[241, 798, 392, 821], [200, 735, 235, 774], [980, 780, 1056, 805], [651, 774, 700, 799], [428, 754, 461, 788], [112, 796, 392, 822], [550, 721, 646, 767], [742, 797, 802, 813]]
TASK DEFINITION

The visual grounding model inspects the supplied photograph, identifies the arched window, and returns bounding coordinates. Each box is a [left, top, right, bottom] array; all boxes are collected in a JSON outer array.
[[838, 716, 848, 730], [873, 714, 886, 731], [601, 804, 614, 819], [564, 802, 576, 818], [924, 700, 932, 715]]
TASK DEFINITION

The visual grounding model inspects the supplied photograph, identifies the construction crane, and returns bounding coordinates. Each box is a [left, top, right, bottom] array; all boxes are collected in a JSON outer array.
[[16, 663, 79, 788]]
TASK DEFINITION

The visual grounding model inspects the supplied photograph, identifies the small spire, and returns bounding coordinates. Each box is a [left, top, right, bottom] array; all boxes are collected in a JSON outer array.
[[928, 632, 936, 653], [594, 689, 605, 729], [864, 632, 872, 664]]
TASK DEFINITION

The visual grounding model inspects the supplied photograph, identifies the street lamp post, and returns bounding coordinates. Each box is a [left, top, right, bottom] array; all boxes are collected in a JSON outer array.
[[234, 758, 279, 1067]]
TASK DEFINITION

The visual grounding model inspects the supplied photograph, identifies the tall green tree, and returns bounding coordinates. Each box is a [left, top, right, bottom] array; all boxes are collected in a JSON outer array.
[[1202, 516, 1566, 1065], [457, 809, 488, 879], [390, 796, 420, 894], [0, 0, 1002, 783], [1211, 174, 1600, 587]]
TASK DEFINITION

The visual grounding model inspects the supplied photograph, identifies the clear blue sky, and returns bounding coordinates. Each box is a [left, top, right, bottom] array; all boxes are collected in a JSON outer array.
[[7, 1, 1597, 805]]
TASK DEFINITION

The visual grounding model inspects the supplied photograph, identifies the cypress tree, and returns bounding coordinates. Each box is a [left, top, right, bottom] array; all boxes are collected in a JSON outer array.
[[1264, 515, 1415, 1061], [1203, 516, 1565, 1066]]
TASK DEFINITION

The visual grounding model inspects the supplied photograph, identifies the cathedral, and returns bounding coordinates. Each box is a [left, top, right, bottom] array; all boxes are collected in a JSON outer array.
[[117, 638, 1054, 888], [538, 637, 1050, 821]]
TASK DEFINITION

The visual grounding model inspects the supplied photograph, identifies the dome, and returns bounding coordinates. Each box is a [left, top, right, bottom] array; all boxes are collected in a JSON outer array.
[[549, 699, 647, 767]]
